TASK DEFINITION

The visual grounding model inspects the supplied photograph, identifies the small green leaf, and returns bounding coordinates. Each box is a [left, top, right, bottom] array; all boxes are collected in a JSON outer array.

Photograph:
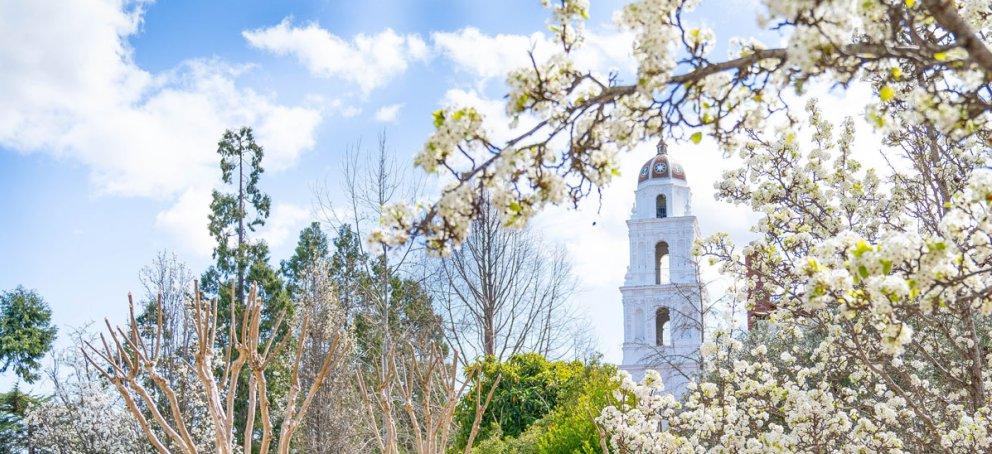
[[853, 240, 873, 258], [690, 132, 703, 144], [934, 51, 948, 62]]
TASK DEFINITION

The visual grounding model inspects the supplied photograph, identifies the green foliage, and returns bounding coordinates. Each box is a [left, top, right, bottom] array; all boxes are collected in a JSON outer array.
[[200, 126, 290, 342], [328, 224, 366, 313], [281, 221, 330, 300], [200, 127, 292, 452], [530, 360, 616, 453], [454, 353, 584, 447], [0, 287, 57, 383], [0, 386, 38, 451], [471, 426, 541, 454], [351, 271, 445, 367], [204, 126, 273, 306], [455, 354, 618, 453]]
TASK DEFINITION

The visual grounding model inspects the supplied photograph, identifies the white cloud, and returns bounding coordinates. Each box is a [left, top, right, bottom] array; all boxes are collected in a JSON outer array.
[[257, 203, 312, 250], [432, 28, 544, 79], [156, 193, 312, 259], [155, 188, 214, 255], [374, 103, 403, 123], [0, 0, 323, 253], [342, 106, 362, 118], [432, 27, 634, 81], [243, 19, 429, 94]]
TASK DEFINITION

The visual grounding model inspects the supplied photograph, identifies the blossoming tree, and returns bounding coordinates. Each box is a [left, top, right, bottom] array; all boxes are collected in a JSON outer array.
[[374, 0, 992, 451]]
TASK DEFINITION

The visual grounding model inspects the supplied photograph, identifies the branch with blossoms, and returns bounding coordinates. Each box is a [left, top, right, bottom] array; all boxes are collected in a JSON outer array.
[[373, 0, 991, 255], [599, 96, 992, 450]]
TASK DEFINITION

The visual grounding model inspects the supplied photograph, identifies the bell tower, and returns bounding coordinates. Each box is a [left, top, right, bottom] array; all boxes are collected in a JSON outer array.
[[620, 142, 702, 396]]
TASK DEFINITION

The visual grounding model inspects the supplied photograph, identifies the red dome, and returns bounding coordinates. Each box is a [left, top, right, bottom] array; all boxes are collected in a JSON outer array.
[[637, 153, 686, 183]]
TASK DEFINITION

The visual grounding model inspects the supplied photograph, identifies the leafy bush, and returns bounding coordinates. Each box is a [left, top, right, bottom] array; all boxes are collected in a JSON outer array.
[[454, 353, 584, 446], [531, 362, 616, 453], [453, 353, 618, 453]]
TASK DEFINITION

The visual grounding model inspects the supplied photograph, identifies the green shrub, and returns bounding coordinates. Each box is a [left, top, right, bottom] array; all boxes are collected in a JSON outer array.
[[454, 354, 618, 453], [532, 361, 616, 453]]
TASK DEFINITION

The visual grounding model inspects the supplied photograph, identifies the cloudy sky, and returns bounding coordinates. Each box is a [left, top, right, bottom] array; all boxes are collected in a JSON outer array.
[[1, 0, 867, 387]]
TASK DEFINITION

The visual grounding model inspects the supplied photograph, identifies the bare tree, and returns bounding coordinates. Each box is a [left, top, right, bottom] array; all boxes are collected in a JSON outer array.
[[135, 252, 197, 407], [435, 199, 582, 365], [314, 135, 505, 452], [81, 283, 349, 454], [317, 134, 455, 447], [637, 253, 746, 385]]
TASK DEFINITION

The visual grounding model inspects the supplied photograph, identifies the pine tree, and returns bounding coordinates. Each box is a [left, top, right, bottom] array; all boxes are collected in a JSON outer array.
[[199, 127, 290, 450], [328, 224, 366, 315], [0, 287, 56, 383], [200, 127, 290, 339], [281, 222, 330, 301]]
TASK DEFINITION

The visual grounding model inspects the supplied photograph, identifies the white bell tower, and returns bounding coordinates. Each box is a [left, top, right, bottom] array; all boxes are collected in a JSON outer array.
[[620, 142, 702, 396]]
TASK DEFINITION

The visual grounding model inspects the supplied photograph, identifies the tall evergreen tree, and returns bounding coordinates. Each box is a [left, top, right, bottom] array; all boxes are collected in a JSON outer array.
[[203, 126, 272, 306], [328, 224, 366, 315], [199, 127, 290, 450], [200, 127, 289, 338], [0, 287, 57, 383]]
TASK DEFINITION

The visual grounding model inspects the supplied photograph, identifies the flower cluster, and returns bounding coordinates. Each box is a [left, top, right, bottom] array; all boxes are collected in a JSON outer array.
[[600, 98, 992, 450]]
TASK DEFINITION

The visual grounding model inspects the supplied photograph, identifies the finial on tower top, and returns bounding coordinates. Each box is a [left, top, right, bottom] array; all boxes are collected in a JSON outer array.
[[656, 138, 668, 155]]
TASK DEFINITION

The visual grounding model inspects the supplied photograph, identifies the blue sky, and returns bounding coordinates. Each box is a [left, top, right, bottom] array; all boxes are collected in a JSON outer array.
[[0, 0, 772, 388]]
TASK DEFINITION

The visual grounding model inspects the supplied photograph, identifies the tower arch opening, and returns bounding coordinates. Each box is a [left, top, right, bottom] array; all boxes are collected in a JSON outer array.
[[656, 194, 667, 218], [655, 307, 670, 346], [655, 242, 670, 284]]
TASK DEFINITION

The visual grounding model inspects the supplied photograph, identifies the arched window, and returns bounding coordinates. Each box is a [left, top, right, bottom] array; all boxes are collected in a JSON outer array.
[[634, 308, 645, 341], [656, 194, 667, 218], [656, 307, 670, 346], [655, 242, 670, 285]]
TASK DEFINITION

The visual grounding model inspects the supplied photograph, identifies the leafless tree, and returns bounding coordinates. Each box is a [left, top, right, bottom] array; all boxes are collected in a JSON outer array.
[[434, 198, 582, 365], [638, 254, 745, 385], [135, 252, 197, 403], [81, 283, 349, 454], [317, 134, 470, 449]]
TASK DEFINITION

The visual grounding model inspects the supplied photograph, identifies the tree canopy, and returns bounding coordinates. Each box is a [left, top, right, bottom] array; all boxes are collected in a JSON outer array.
[[0, 287, 57, 383]]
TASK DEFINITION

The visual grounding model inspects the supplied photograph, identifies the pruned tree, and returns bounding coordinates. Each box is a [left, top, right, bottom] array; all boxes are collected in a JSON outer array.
[[81, 283, 349, 454], [356, 339, 500, 454], [26, 328, 151, 454]]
